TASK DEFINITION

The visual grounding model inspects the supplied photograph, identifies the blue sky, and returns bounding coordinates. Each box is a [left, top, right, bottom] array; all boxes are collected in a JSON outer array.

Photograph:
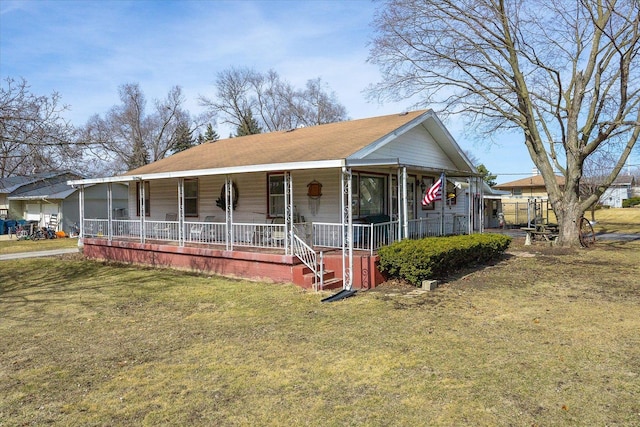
[[1, 0, 544, 182]]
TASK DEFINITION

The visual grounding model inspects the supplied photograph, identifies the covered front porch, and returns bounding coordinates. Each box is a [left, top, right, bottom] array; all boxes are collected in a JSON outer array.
[[72, 163, 482, 290], [68, 111, 487, 289]]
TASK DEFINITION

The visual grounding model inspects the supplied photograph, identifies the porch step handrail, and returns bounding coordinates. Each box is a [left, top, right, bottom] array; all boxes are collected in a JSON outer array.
[[292, 233, 323, 292]]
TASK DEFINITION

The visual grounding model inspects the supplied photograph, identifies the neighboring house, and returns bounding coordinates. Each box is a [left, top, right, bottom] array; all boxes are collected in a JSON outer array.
[[0, 171, 128, 234], [600, 175, 636, 208], [482, 184, 510, 229], [493, 171, 565, 226], [68, 110, 483, 289], [494, 172, 565, 199]]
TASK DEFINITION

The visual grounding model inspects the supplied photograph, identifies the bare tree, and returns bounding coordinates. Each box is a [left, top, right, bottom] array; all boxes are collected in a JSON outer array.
[[0, 77, 76, 178], [368, 0, 640, 246], [200, 67, 348, 135], [81, 83, 197, 174], [298, 78, 348, 126], [580, 149, 619, 221]]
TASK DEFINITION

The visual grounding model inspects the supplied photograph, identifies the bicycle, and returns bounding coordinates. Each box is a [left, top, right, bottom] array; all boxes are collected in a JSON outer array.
[[578, 215, 596, 248], [30, 227, 46, 240], [14, 223, 30, 240]]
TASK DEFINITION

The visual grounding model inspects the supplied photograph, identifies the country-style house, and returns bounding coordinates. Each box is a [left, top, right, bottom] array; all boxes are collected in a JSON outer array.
[[68, 110, 484, 290]]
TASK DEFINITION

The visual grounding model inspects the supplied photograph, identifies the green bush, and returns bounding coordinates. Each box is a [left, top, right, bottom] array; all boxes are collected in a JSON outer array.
[[378, 233, 512, 286], [622, 197, 640, 208]]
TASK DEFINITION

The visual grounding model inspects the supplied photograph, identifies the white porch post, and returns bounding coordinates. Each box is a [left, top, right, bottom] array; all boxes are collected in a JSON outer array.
[[440, 173, 446, 236], [178, 178, 185, 246], [396, 168, 402, 241], [479, 176, 485, 233], [341, 167, 353, 291], [401, 167, 408, 240], [107, 182, 113, 242], [467, 178, 472, 235], [78, 185, 85, 248], [225, 176, 233, 251], [284, 171, 293, 255], [139, 180, 146, 244]]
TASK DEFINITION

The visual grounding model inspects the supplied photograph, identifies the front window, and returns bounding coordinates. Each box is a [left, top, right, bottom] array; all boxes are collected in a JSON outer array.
[[184, 179, 198, 217], [353, 174, 386, 217], [268, 173, 285, 217]]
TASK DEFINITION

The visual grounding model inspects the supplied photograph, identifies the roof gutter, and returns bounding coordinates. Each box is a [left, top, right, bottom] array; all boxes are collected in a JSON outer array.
[[68, 159, 347, 186], [8, 195, 51, 201]]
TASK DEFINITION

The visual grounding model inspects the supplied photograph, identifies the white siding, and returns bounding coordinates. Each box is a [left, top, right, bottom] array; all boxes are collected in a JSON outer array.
[[291, 170, 342, 223], [126, 168, 470, 226], [364, 126, 456, 170], [129, 171, 344, 224]]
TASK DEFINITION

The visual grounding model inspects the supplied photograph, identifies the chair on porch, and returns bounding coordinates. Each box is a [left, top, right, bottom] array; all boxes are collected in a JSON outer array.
[[189, 216, 216, 242], [154, 213, 177, 239], [269, 217, 286, 247]]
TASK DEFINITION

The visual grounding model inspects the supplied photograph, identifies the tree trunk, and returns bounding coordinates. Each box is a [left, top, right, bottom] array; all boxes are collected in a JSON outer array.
[[552, 199, 583, 247]]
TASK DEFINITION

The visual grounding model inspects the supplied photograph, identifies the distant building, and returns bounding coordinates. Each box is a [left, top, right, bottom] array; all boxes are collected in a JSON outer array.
[[492, 170, 564, 227], [493, 171, 565, 199], [600, 175, 636, 208], [0, 171, 128, 234]]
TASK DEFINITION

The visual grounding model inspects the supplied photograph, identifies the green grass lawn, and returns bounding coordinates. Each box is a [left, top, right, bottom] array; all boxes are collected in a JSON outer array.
[[1, 238, 639, 426], [593, 207, 640, 234], [0, 236, 79, 255]]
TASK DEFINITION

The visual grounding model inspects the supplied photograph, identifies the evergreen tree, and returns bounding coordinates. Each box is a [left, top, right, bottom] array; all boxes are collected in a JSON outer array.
[[203, 123, 220, 142], [173, 122, 195, 153], [476, 164, 497, 187], [235, 109, 262, 137]]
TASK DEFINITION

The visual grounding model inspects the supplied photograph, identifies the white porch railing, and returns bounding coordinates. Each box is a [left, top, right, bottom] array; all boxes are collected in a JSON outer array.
[[312, 221, 399, 254], [83, 214, 469, 253], [293, 234, 324, 291], [146, 219, 180, 241], [184, 221, 226, 245], [112, 219, 141, 239], [84, 219, 109, 237]]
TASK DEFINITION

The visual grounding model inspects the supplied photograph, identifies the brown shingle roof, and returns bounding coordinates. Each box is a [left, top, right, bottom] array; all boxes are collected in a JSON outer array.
[[125, 110, 428, 176], [494, 174, 565, 189]]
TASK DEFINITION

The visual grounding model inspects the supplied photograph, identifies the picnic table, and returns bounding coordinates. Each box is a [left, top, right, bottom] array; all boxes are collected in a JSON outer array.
[[521, 223, 559, 245]]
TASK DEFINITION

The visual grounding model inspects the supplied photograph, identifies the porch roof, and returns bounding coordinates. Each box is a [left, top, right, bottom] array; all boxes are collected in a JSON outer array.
[[7, 181, 77, 201], [68, 110, 478, 186]]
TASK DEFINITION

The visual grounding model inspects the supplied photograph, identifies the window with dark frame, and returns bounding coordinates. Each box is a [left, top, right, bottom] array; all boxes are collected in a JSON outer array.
[[136, 181, 150, 217], [268, 173, 285, 217], [353, 173, 386, 218], [184, 179, 198, 217]]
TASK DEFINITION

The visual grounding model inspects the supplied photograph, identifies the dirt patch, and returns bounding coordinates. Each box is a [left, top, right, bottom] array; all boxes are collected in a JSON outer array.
[[367, 278, 416, 294]]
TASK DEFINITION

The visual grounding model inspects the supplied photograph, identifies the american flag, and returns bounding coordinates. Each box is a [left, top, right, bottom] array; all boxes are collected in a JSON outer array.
[[421, 174, 443, 205]]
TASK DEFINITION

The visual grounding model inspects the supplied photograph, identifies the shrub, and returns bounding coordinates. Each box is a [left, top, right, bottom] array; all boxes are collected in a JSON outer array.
[[622, 197, 640, 208], [378, 233, 512, 286]]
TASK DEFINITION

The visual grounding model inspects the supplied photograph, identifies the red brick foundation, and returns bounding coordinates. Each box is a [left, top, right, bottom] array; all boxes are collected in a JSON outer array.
[[81, 238, 386, 289]]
